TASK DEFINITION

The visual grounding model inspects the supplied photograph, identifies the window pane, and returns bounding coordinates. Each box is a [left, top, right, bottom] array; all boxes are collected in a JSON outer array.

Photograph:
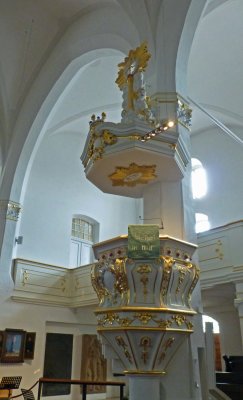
[[191, 158, 207, 199], [195, 213, 210, 233], [71, 218, 93, 242]]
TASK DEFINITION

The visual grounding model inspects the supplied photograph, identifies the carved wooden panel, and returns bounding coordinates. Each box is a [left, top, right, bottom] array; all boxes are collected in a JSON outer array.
[[80, 334, 107, 394]]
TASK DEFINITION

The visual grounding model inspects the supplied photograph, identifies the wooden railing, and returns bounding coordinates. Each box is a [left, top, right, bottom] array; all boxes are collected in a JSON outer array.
[[37, 378, 125, 400]]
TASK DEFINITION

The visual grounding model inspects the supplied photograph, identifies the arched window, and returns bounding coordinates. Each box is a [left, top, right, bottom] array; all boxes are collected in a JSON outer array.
[[69, 216, 99, 267], [195, 213, 210, 233], [71, 218, 93, 242], [191, 158, 207, 199]]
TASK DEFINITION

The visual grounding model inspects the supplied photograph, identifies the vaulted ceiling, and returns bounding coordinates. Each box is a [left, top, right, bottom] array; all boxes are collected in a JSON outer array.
[[0, 0, 242, 195]]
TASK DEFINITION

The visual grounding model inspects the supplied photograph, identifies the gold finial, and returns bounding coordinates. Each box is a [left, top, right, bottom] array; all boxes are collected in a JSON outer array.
[[116, 41, 151, 89]]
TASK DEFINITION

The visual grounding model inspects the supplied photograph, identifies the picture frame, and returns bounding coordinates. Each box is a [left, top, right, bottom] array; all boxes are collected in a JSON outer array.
[[1, 329, 26, 363], [0, 331, 4, 358], [24, 332, 36, 360]]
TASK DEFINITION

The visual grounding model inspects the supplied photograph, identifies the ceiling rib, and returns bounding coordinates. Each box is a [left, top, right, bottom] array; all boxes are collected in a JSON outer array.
[[188, 96, 243, 147]]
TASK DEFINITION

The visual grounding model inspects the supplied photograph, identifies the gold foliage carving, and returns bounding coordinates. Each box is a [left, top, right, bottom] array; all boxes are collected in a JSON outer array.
[[136, 264, 152, 299], [140, 336, 152, 364], [91, 258, 128, 306], [176, 266, 187, 294], [134, 312, 152, 325], [115, 336, 133, 364], [116, 42, 151, 89], [109, 163, 157, 187], [160, 256, 174, 304], [97, 311, 193, 331], [158, 337, 175, 363]]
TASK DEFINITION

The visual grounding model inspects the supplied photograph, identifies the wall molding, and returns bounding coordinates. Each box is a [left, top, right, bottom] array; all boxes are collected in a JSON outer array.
[[12, 258, 97, 308]]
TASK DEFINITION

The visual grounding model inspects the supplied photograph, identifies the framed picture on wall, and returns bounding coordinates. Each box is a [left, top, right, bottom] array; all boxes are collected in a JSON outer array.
[[0, 331, 4, 358], [1, 329, 26, 363], [24, 332, 36, 359]]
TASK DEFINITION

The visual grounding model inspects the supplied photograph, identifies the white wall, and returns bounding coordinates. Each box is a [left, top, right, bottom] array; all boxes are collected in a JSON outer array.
[[191, 126, 243, 229], [0, 297, 99, 399], [15, 127, 140, 267]]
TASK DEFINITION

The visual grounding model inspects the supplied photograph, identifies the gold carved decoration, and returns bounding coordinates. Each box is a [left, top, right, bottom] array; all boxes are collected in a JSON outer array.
[[176, 266, 187, 294], [110, 259, 129, 301], [22, 270, 29, 286], [97, 312, 118, 326], [109, 163, 157, 187], [172, 315, 186, 326], [97, 311, 193, 331], [152, 318, 173, 329], [115, 336, 133, 364], [84, 114, 118, 166], [160, 256, 174, 304], [140, 336, 151, 364], [134, 312, 152, 325], [116, 42, 151, 111], [158, 337, 175, 363], [188, 265, 200, 301], [98, 312, 134, 328], [91, 258, 128, 306], [136, 264, 152, 300], [102, 130, 117, 145], [91, 265, 110, 305], [0, 200, 22, 221], [81, 335, 107, 394]]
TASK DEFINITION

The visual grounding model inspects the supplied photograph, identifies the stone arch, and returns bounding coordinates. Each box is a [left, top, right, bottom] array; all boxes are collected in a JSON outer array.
[[0, 3, 142, 268], [176, 0, 207, 96]]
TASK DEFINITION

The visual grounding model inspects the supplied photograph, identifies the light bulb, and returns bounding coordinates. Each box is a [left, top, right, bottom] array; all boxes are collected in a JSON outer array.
[[167, 120, 174, 128]]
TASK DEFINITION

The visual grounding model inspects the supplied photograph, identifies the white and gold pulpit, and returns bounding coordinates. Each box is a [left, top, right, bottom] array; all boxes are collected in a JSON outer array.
[[91, 227, 199, 399]]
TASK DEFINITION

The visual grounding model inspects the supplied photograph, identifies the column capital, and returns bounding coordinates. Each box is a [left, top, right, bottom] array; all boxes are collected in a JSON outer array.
[[0, 200, 22, 221]]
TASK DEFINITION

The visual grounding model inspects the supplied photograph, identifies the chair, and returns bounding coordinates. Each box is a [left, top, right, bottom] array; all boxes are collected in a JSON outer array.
[[21, 389, 35, 400]]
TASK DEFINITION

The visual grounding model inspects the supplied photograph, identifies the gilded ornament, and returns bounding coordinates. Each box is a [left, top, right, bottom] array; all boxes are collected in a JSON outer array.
[[91, 264, 110, 305], [118, 317, 134, 327], [22, 270, 29, 286], [115, 336, 133, 364], [116, 42, 151, 89], [102, 130, 117, 145], [109, 163, 157, 187], [140, 336, 151, 364], [112, 259, 129, 297], [185, 320, 194, 330], [160, 256, 174, 304], [188, 265, 200, 301], [91, 258, 129, 306], [137, 264, 152, 274], [84, 114, 118, 166], [176, 265, 187, 294], [134, 313, 152, 325], [136, 264, 152, 299], [0, 200, 22, 221], [164, 337, 175, 350], [172, 315, 186, 326], [98, 313, 118, 326], [158, 337, 175, 364], [153, 318, 173, 329], [177, 99, 192, 130]]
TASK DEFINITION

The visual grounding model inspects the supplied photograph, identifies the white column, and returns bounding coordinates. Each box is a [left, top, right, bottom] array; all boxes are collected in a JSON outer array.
[[205, 322, 216, 389], [128, 375, 161, 400], [234, 281, 243, 352]]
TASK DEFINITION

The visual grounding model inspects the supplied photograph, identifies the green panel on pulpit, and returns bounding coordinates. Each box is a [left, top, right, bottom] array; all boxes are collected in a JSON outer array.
[[128, 225, 160, 258]]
